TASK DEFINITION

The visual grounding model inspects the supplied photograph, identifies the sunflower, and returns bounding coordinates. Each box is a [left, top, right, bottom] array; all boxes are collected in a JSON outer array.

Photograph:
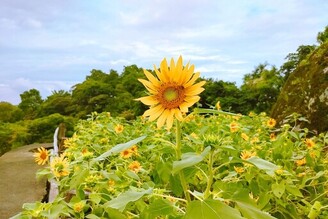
[[50, 155, 70, 178], [33, 147, 49, 165], [137, 56, 205, 129]]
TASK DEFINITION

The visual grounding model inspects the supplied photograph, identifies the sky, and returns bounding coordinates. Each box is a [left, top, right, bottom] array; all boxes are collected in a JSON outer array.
[[0, 0, 327, 105]]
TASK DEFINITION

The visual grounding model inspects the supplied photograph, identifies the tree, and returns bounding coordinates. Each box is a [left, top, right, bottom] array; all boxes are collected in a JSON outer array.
[[199, 79, 245, 113], [18, 89, 43, 119], [40, 90, 74, 116], [241, 63, 283, 113], [280, 45, 316, 81], [0, 102, 23, 123], [317, 25, 328, 44]]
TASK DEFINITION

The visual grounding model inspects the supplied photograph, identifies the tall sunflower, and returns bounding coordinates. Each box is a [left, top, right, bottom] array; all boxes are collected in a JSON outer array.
[[137, 56, 205, 129]]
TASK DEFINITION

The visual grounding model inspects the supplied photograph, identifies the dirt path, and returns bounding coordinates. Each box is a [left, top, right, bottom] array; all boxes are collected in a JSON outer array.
[[0, 143, 52, 219]]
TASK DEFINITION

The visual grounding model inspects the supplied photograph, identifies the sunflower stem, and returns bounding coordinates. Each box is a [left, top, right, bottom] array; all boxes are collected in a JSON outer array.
[[175, 120, 191, 203], [204, 150, 214, 199]]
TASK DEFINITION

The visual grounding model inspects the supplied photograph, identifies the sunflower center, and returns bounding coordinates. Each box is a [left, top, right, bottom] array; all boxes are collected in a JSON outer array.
[[40, 152, 47, 160], [156, 83, 185, 109], [164, 88, 178, 101]]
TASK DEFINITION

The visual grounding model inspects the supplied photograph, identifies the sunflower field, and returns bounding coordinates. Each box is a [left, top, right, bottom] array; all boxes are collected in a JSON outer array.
[[15, 57, 328, 219]]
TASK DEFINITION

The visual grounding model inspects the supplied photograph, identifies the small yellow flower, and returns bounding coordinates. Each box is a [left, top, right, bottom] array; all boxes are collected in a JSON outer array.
[[129, 161, 141, 173], [120, 149, 133, 159], [216, 100, 221, 110], [234, 166, 245, 174], [297, 172, 306, 177], [251, 137, 260, 144], [305, 138, 315, 149], [108, 179, 115, 187], [241, 133, 249, 141], [73, 201, 85, 213], [230, 121, 239, 133], [270, 133, 276, 141], [295, 158, 306, 166], [33, 147, 49, 165], [50, 155, 70, 178], [130, 145, 138, 155], [240, 151, 256, 160], [100, 138, 109, 144], [309, 151, 317, 159], [275, 168, 284, 175], [115, 124, 124, 133], [267, 118, 276, 128], [190, 132, 199, 139]]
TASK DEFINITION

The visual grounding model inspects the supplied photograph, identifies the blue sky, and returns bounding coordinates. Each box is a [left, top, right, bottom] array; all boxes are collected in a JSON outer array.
[[1, 0, 327, 104]]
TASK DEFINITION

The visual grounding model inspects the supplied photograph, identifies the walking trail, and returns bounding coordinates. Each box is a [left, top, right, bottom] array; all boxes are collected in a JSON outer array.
[[0, 143, 52, 219]]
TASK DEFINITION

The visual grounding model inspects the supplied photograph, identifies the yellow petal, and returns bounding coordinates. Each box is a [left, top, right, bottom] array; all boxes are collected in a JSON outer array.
[[138, 79, 158, 94], [178, 62, 191, 84], [148, 106, 165, 121], [160, 58, 170, 82], [136, 96, 158, 105], [184, 96, 200, 104], [143, 69, 161, 87], [179, 103, 189, 112], [179, 99, 198, 112], [174, 108, 184, 121], [157, 109, 169, 128], [185, 81, 206, 96], [166, 109, 175, 130], [144, 104, 162, 117], [184, 72, 200, 88], [170, 58, 176, 74], [186, 87, 205, 96]]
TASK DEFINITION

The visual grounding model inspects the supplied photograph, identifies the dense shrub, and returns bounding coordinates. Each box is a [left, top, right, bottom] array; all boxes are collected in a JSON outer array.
[[28, 113, 76, 143]]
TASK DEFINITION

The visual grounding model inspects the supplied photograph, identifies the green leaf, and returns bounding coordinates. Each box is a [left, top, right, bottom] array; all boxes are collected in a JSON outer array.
[[147, 199, 174, 217], [125, 170, 140, 181], [236, 201, 276, 219], [272, 183, 285, 198], [308, 201, 322, 219], [246, 157, 279, 176], [86, 214, 101, 219], [104, 188, 152, 212], [184, 199, 245, 219], [94, 135, 146, 161], [69, 168, 89, 190], [193, 108, 242, 117], [105, 207, 128, 219], [285, 185, 303, 197], [173, 146, 211, 174]]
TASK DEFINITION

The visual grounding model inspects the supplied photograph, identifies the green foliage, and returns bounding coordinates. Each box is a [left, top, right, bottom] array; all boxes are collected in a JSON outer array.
[[0, 122, 30, 156], [317, 25, 328, 45], [17, 111, 328, 218], [28, 113, 76, 143], [40, 90, 74, 117], [280, 45, 316, 82], [0, 101, 23, 122], [200, 79, 246, 113], [18, 89, 43, 120], [241, 64, 283, 113]]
